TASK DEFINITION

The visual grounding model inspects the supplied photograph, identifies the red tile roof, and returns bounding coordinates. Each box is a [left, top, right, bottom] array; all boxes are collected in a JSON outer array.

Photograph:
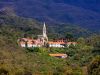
[[48, 41, 66, 44], [49, 54, 67, 57]]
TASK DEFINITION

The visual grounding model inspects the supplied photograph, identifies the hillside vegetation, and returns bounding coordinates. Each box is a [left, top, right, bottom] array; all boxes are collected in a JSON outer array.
[[0, 7, 100, 75], [0, 24, 100, 75]]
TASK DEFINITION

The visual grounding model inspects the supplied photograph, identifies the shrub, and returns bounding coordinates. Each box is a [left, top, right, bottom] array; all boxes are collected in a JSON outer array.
[[0, 68, 9, 75], [88, 56, 100, 75]]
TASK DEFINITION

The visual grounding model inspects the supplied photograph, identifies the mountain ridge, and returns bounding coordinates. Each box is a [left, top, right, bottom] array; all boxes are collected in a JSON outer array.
[[0, 0, 100, 31], [0, 8, 93, 38]]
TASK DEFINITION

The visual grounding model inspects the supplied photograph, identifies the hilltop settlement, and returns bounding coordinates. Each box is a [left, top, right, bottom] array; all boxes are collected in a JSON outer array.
[[18, 23, 77, 48]]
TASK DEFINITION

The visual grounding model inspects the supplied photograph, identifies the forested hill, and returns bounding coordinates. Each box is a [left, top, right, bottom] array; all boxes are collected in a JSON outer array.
[[0, 7, 93, 38], [0, 7, 43, 35], [0, 2, 100, 75], [0, 0, 100, 31], [0, 10, 100, 75]]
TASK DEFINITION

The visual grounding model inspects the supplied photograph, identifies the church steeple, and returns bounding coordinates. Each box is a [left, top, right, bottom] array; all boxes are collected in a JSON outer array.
[[43, 22, 47, 38], [43, 22, 48, 43]]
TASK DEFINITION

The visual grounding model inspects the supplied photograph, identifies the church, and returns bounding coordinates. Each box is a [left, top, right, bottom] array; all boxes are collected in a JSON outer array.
[[18, 23, 77, 48], [19, 23, 48, 48]]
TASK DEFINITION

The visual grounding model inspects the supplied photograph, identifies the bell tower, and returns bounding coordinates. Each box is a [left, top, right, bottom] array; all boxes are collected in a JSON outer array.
[[43, 22, 48, 44]]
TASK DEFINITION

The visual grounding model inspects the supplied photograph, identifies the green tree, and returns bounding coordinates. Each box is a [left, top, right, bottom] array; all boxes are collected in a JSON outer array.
[[77, 37, 85, 45], [65, 33, 74, 41], [88, 56, 100, 75]]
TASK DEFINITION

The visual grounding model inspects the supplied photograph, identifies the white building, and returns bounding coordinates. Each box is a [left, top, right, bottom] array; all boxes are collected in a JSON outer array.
[[48, 42, 65, 48], [18, 23, 77, 48], [19, 23, 48, 48]]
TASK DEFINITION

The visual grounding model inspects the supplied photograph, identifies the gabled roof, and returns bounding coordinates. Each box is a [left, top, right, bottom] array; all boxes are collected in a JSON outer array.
[[67, 42, 77, 44]]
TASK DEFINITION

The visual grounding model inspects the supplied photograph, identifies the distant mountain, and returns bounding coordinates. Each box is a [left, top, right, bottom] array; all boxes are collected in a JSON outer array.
[[0, 7, 93, 38], [0, 0, 100, 31], [53, 0, 100, 12], [0, 7, 43, 36]]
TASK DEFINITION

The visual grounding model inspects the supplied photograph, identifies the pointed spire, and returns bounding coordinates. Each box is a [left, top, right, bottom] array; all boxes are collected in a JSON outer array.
[[43, 22, 48, 43], [43, 22, 46, 37]]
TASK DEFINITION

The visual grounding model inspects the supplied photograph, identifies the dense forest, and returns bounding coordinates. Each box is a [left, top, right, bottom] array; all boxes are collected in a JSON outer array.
[[1, 0, 100, 31], [0, 8, 100, 75]]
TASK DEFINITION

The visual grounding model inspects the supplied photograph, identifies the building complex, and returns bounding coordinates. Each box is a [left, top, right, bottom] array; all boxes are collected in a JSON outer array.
[[18, 23, 77, 48]]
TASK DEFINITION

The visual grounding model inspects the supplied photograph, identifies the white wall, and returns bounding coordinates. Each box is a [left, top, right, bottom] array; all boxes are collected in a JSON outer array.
[[49, 44, 64, 48]]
